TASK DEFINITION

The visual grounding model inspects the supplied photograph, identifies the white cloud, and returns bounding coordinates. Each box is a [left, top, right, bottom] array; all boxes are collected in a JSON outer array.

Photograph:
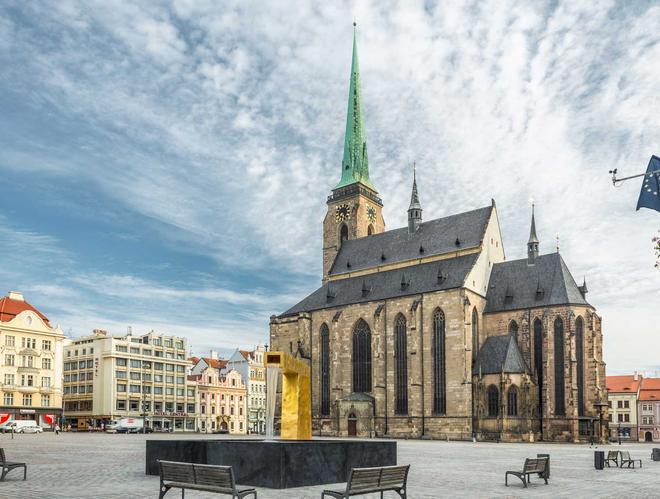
[[0, 1, 658, 369]]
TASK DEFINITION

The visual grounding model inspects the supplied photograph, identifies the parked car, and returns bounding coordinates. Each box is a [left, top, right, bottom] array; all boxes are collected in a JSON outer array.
[[21, 426, 44, 434], [115, 427, 130, 434], [128, 427, 153, 434], [0, 421, 41, 433]]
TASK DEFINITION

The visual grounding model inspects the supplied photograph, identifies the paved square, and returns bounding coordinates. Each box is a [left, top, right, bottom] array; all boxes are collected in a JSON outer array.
[[0, 433, 658, 498]]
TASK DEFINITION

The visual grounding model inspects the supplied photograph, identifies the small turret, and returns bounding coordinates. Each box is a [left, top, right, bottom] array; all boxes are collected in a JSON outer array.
[[527, 203, 539, 264], [408, 164, 422, 234], [578, 277, 588, 297]]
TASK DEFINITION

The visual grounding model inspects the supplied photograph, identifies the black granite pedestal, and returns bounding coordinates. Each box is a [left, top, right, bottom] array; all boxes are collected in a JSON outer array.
[[145, 439, 397, 488]]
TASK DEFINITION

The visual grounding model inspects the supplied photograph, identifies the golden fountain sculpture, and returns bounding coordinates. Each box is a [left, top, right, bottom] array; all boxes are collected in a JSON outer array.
[[265, 351, 311, 440]]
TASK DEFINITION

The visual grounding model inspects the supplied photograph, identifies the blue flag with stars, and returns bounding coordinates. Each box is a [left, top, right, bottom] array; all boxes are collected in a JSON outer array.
[[637, 155, 660, 213]]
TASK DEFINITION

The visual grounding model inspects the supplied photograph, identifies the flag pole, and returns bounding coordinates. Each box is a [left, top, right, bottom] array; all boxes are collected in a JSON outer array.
[[610, 168, 660, 185]]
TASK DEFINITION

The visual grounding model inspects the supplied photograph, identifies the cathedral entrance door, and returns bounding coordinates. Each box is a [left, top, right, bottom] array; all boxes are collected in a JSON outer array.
[[347, 413, 357, 436]]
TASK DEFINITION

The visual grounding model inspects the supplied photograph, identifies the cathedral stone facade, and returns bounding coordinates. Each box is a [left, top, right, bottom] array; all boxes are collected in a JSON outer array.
[[270, 30, 608, 443]]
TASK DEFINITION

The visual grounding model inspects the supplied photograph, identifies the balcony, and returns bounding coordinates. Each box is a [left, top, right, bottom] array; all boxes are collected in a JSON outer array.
[[17, 366, 39, 374], [1, 384, 16, 392], [16, 385, 39, 394], [39, 386, 53, 394]]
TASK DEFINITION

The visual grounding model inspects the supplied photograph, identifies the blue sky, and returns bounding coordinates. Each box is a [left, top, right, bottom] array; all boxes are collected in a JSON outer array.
[[0, 1, 658, 373]]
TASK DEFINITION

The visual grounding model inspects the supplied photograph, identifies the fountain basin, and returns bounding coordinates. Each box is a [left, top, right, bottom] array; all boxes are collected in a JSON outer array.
[[145, 438, 397, 488]]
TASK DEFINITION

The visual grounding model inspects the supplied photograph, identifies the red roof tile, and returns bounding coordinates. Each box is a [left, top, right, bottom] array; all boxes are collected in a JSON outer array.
[[0, 294, 50, 325], [606, 375, 642, 393], [640, 378, 660, 401]]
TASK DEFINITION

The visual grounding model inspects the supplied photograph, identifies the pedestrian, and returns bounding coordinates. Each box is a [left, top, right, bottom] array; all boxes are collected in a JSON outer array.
[[55, 424, 61, 435]]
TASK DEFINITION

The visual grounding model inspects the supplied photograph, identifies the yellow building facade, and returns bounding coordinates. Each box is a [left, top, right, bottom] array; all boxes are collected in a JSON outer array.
[[0, 291, 65, 427]]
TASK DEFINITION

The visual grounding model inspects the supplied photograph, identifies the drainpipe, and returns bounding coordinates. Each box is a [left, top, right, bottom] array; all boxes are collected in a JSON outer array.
[[420, 294, 425, 437], [384, 301, 388, 435]]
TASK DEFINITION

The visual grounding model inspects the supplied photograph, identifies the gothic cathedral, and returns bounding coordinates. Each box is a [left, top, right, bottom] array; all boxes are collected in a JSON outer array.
[[270, 29, 608, 443]]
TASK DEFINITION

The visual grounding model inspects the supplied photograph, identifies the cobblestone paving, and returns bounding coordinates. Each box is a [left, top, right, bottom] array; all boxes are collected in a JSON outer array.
[[0, 432, 658, 498]]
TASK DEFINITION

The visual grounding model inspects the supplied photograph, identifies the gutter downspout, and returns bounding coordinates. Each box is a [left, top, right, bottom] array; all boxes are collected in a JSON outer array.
[[420, 293, 425, 437], [384, 301, 388, 435]]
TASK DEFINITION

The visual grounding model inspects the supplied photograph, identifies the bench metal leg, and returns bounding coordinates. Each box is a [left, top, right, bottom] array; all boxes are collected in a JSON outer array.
[[23, 465, 27, 480]]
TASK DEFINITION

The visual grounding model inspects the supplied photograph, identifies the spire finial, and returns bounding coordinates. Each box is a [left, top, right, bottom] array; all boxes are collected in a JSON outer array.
[[556, 234, 560, 253]]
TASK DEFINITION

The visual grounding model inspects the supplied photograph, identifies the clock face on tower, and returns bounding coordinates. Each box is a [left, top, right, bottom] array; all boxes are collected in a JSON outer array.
[[335, 203, 350, 222], [366, 205, 376, 223]]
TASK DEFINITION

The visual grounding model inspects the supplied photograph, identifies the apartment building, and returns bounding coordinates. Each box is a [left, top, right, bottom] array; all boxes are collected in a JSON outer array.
[[639, 378, 660, 442], [606, 374, 642, 441], [0, 291, 65, 427], [227, 345, 266, 434], [189, 356, 247, 434], [62, 329, 197, 431]]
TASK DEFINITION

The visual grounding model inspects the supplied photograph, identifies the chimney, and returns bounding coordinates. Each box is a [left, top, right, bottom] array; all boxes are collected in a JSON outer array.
[[634, 371, 638, 381], [8, 291, 24, 301], [210, 350, 218, 360], [92, 329, 108, 336]]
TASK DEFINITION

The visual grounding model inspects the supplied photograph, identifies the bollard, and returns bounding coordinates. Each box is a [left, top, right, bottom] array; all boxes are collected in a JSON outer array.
[[594, 450, 605, 470]]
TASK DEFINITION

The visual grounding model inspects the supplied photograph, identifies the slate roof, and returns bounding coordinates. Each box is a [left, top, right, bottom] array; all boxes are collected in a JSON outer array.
[[473, 334, 528, 376], [484, 253, 589, 313], [281, 253, 479, 317], [329, 206, 493, 275]]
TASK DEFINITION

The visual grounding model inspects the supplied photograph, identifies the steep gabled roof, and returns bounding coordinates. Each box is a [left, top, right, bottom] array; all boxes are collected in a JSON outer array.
[[329, 206, 492, 276], [473, 334, 528, 375], [484, 253, 589, 313], [281, 252, 479, 317]]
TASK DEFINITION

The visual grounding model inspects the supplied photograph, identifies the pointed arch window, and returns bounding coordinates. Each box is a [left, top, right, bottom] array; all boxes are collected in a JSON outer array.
[[340, 224, 348, 244], [471, 308, 479, 367], [432, 308, 446, 414], [320, 323, 330, 416], [554, 316, 565, 416], [352, 319, 372, 393], [487, 385, 499, 417], [507, 385, 519, 416], [576, 316, 585, 416], [533, 318, 543, 416], [509, 320, 519, 340], [394, 314, 408, 414]]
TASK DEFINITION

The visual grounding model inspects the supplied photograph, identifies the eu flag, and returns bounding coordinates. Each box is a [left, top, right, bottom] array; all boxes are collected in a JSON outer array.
[[637, 155, 660, 213]]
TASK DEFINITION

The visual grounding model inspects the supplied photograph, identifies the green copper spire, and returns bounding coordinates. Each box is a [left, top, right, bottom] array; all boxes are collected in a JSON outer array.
[[335, 25, 375, 191]]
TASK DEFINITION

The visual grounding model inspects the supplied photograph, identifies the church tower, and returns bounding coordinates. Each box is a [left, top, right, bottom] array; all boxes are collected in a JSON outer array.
[[322, 25, 385, 280]]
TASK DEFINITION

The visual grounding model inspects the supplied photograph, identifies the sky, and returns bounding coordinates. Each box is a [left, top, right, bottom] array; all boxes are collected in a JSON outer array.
[[0, 0, 658, 373]]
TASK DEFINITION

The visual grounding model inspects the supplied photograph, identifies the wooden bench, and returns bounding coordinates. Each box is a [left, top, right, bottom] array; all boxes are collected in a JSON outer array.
[[605, 450, 620, 468], [619, 451, 642, 469], [158, 460, 257, 498], [0, 448, 27, 482], [505, 457, 549, 488], [321, 464, 410, 499]]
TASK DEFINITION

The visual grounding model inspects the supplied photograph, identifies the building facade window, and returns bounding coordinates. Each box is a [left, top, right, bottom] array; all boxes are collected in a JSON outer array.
[[23, 394, 32, 406], [533, 318, 543, 416], [4, 354, 14, 366], [507, 385, 519, 416], [432, 308, 446, 414], [394, 313, 408, 415], [509, 320, 519, 340], [320, 323, 330, 416], [352, 319, 372, 393], [576, 316, 585, 416], [41, 394, 50, 406], [554, 316, 565, 416], [487, 385, 499, 417], [3, 393, 13, 405], [5, 335, 14, 347], [42, 340, 51, 351], [42, 358, 51, 369], [471, 308, 479, 367]]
